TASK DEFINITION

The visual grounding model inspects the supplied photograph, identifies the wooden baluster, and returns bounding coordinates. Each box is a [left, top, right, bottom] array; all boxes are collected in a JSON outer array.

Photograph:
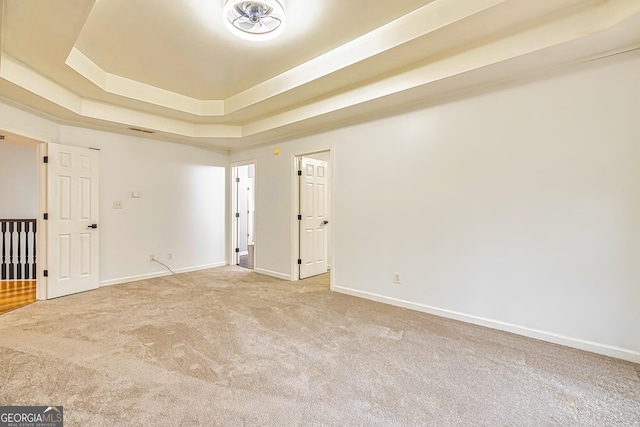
[[17, 221, 23, 280], [1, 221, 6, 280], [28, 220, 33, 280], [24, 221, 31, 280], [23, 221, 28, 279], [30, 220, 35, 280], [8, 221, 15, 280], [32, 220, 37, 279], [0, 220, 37, 281]]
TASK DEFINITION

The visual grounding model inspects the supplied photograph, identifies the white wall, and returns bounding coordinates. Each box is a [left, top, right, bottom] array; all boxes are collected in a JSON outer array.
[[231, 49, 640, 360], [0, 142, 37, 218], [231, 143, 334, 278], [0, 102, 229, 287], [59, 126, 228, 285], [1, 48, 638, 360], [0, 103, 60, 144]]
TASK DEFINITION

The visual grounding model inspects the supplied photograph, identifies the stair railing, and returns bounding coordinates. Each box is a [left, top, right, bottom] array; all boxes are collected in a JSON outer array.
[[0, 219, 37, 280]]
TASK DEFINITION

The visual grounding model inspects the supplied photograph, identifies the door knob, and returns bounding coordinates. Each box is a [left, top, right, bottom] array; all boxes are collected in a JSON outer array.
[[323, 220, 329, 225], [87, 224, 98, 229]]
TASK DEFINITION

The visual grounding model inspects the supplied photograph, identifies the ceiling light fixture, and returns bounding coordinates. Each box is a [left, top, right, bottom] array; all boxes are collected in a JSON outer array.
[[223, 0, 285, 41]]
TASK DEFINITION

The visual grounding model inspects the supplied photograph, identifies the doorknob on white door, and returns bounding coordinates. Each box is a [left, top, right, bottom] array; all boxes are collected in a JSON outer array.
[[323, 220, 329, 225]]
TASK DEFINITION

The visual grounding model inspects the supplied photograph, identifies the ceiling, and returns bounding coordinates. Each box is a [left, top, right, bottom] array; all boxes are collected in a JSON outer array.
[[1, 0, 639, 150]]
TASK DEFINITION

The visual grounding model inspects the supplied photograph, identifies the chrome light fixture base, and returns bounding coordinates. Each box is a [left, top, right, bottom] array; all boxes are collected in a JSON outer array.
[[223, 0, 286, 41]]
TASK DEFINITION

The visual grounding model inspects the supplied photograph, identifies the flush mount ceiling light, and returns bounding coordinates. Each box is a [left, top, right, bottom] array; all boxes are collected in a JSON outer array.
[[223, 0, 285, 41]]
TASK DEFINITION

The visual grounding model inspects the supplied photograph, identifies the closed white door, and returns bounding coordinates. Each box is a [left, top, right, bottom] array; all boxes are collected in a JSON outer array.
[[47, 143, 99, 298], [299, 157, 328, 279]]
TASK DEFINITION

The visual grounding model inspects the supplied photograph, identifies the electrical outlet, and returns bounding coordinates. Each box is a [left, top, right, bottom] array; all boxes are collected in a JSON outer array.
[[167, 253, 173, 260], [393, 272, 401, 285], [150, 254, 155, 262], [113, 200, 123, 209]]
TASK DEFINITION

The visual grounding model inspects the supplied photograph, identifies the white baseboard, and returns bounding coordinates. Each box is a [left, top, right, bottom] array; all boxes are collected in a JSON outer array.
[[255, 268, 291, 281], [238, 251, 249, 256], [174, 261, 227, 274], [99, 262, 227, 287], [334, 286, 640, 364]]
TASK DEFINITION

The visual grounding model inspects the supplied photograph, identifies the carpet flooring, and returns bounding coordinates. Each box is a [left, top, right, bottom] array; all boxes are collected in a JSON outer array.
[[0, 266, 638, 426]]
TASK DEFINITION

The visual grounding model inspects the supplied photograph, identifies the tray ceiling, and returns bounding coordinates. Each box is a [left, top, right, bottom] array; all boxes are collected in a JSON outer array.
[[1, 0, 639, 150]]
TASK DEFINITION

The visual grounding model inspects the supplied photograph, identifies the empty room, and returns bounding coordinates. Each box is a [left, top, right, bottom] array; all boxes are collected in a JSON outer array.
[[0, 0, 639, 425]]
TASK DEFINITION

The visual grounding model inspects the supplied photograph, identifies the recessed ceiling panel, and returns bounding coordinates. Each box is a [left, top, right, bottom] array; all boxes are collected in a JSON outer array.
[[74, 0, 436, 99]]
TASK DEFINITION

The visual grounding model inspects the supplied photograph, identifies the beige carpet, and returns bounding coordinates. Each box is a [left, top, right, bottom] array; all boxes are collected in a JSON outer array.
[[0, 266, 638, 426]]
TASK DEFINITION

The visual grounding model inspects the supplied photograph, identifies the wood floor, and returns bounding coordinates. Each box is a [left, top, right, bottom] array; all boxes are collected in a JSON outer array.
[[0, 280, 36, 315]]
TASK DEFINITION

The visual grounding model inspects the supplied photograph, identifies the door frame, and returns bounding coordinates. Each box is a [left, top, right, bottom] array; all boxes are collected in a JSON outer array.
[[229, 160, 257, 270], [290, 149, 334, 288], [36, 142, 47, 299], [0, 132, 48, 300]]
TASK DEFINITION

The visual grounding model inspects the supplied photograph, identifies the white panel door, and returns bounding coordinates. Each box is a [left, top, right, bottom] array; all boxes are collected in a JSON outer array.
[[299, 157, 328, 279], [47, 143, 99, 298]]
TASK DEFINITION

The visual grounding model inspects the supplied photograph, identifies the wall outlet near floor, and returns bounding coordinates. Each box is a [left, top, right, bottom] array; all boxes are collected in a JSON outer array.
[[113, 200, 123, 209], [150, 254, 155, 262], [393, 272, 401, 285]]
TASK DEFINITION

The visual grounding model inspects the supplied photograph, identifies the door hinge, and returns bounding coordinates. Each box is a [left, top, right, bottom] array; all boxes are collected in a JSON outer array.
[[297, 170, 302, 176], [43, 156, 49, 163], [298, 259, 302, 265], [43, 270, 48, 277], [297, 215, 302, 220], [43, 213, 48, 220], [235, 248, 240, 253], [235, 213, 240, 218], [235, 177, 240, 183]]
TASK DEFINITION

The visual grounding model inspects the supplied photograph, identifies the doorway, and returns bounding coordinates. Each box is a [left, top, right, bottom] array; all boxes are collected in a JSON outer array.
[[1, 134, 100, 302], [293, 150, 332, 282], [232, 163, 256, 270], [0, 133, 40, 308]]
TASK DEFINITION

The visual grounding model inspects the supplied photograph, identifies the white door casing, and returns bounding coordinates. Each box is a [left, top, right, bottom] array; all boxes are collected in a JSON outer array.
[[299, 157, 328, 279], [247, 171, 254, 246], [233, 167, 241, 263], [232, 163, 256, 266], [237, 168, 249, 255], [46, 143, 99, 298]]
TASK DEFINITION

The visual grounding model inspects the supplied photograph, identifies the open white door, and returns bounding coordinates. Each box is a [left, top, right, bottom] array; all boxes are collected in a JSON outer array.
[[299, 157, 328, 279], [46, 143, 99, 298], [232, 164, 256, 269]]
